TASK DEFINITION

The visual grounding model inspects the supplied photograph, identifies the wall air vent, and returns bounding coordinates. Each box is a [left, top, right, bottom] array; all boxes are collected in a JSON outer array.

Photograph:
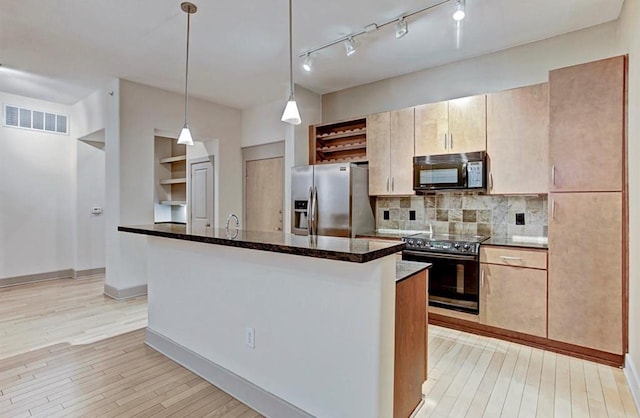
[[3, 104, 68, 135]]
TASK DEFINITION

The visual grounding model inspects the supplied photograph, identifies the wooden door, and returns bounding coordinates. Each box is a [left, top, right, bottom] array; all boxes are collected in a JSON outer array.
[[414, 102, 448, 156], [367, 112, 391, 195], [389, 108, 415, 195], [549, 56, 625, 192], [190, 160, 214, 235], [548, 192, 623, 354], [245, 157, 284, 232], [487, 84, 549, 194], [480, 263, 547, 338], [448, 95, 487, 153]]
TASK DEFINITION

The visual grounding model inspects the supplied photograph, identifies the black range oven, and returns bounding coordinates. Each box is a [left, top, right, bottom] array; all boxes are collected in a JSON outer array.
[[401, 233, 489, 315]]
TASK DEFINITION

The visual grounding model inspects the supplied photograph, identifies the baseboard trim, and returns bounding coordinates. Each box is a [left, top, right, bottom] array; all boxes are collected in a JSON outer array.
[[625, 354, 640, 412], [74, 267, 105, 279], [145, 328, 313, 418], [103, 284, 147, 300], [0, 269, 73, 288]]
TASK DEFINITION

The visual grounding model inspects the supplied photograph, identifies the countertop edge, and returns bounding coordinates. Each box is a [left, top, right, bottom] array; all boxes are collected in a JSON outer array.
[[396, 260, 431, 283], [118, 226, 405, 263]]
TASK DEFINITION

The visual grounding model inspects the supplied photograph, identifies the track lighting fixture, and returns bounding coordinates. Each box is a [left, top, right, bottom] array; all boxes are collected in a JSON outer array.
[[453, 0, 466, 21], [302, 54, 312, 72], [177, 2, 197, 146], [395, 17, 408, 39], [281, 0, 301, 125], [299, 0, 460, 64], [344, 37, 357, 56]]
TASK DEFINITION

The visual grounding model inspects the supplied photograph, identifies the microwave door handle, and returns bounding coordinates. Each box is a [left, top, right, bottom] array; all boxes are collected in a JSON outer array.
[[461, 162, 468, 186]]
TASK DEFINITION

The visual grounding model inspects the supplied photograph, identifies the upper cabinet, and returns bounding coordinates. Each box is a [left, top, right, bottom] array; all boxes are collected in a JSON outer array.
[[368, 108, 415, 196], [415, 95, 486, 156], [487, 83, 549, 195], [549, 56, 625, 192]]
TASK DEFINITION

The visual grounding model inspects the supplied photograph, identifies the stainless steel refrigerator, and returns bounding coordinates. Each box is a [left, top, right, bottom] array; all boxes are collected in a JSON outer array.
[[291, 163, 375, 238]]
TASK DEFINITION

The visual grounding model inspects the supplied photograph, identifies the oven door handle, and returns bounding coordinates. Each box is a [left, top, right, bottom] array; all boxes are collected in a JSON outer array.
[[403, 250, 478, 262]]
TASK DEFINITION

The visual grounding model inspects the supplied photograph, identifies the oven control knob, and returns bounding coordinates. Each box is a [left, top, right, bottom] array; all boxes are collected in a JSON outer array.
[[454, 243, 461, 250], [463, 244, 470, 250], [407, 239, 414, 246], [415, 239, 423, 247]]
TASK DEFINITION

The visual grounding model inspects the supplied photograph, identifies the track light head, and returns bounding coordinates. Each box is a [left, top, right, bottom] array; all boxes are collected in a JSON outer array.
[[344, 37, 357, 56], [395, 18, 408, 39], [302, 54, 312, 72], [453, 0, 466, 21]]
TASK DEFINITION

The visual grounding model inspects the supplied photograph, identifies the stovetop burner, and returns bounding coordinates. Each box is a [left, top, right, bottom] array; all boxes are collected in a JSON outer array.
[[401, 232, 490, 255]]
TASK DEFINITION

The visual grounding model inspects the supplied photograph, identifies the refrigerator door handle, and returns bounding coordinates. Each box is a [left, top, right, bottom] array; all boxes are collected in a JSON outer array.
[[312, 186, 318, 235], [307, 186, 313, 234]]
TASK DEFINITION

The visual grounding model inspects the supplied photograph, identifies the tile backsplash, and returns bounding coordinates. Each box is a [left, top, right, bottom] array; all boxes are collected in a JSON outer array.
[[376, 193, 548, 237]]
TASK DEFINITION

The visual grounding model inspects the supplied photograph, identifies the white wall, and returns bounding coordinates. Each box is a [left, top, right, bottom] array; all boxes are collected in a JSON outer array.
[[0, 92, 75, 279], [619, 0, 640, 408], [322, 21, 624, 122], [112, 80, 242, 292]]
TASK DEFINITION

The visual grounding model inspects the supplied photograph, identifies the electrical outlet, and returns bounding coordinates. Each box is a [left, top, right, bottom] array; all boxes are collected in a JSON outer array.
[[245, 327, 255, 349], [383, 210, 390, 220], [409, 210, 416, 221], [516, 213, 525, 225]]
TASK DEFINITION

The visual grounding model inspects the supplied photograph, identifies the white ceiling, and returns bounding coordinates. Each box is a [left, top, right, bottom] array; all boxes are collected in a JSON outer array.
[[0, 0, 624, 108]]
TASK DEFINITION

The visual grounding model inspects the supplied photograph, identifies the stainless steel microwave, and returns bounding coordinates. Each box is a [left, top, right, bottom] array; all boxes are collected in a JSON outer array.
[[413, 151, 486, 192]]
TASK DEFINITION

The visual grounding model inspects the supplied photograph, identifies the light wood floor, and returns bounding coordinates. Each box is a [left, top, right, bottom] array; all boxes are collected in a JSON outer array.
[[1, 277, 638, 418], [417, 326, 640, 418], [0, 277, 262, 417]]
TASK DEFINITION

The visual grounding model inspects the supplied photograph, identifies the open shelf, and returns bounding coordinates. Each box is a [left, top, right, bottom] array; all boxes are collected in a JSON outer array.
[[160, 178, 187, 185], [160, 200, 187, 206], [309, 117, 367, 165], [159, 155, 187, 164]]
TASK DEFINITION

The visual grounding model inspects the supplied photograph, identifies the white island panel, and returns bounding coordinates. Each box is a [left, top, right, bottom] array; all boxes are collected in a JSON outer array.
[[146, 236, 396, 418]]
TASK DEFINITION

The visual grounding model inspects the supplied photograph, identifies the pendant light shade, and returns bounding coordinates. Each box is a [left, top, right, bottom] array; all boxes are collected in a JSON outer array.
[[177, 123, 194, 145], [178, 2, 197, 146], [281, 0, 301, 125], [281, 94, 302, 125]]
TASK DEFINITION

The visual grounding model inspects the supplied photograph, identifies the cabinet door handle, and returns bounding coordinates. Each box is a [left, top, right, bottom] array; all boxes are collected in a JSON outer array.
[[444, 134, 448, 150], [551, 199, 556, 220], [489, 173, 494, 191], [450, 134, 454, 150], [551, 165, 556, 186], [499, 256, 524, 264], [391, 177, 394, 192], [481, 269, 485, 287], [386, 177, 390, 192]]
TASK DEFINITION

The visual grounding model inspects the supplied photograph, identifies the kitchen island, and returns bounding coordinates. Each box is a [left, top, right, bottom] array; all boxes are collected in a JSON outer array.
[[119, 224, 421, 418]]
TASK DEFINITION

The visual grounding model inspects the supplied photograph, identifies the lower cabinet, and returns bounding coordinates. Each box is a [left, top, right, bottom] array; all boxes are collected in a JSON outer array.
[[394, 269, 427, 418], [479, 247, 548, 338]]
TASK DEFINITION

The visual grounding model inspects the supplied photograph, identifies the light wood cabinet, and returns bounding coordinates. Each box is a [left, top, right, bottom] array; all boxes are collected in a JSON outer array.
[[548, 192, 623, 354], [415, 95, 486, 156], [487, 84, 549, 194], [367, 108, 415, 196], [549, 56, 625, 192], [480, 247, 548, 338]]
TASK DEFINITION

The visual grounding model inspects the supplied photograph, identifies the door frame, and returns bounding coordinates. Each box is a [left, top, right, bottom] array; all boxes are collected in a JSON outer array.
[[188, 156, 215, 230], [241, 142, 285, 230]]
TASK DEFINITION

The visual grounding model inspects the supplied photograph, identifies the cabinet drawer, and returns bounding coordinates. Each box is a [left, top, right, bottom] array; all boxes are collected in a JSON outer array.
[[480, 246, 547, 269]]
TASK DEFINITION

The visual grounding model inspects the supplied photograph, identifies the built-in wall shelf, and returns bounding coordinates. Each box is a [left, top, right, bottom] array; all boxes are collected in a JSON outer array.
[[160, 178, 187, 185], [309, 118, 367, 164], [155, 136, 187, 223], [160, 200, 187, 206], [159, 155, 187, 164]]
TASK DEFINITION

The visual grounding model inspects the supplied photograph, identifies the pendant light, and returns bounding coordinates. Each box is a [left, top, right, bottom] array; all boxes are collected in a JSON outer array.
[[281, 0, 301, 125], [178, 2, 197, 146]]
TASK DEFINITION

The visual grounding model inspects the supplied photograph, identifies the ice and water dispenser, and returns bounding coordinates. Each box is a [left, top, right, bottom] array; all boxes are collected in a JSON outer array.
[[292, 200, 309, 235]]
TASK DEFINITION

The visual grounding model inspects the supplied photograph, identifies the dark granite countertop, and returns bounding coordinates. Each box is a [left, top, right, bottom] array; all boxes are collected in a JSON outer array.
[[483, 236, 548, 250], [357, 229, 427, 241], [119, 224, 405, 263], [396, 260, 431, 283]]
